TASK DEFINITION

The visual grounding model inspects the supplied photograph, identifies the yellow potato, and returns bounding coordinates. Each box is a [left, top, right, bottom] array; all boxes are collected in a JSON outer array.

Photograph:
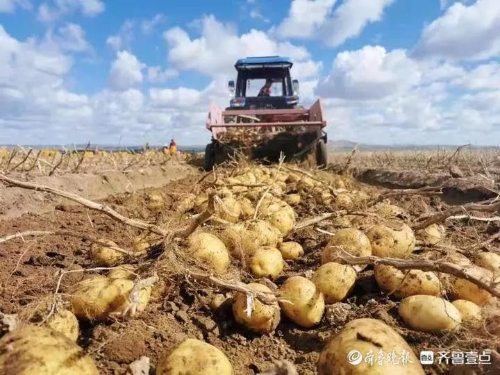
[[452, 299, 482, 325], [89, 239, 124, 266], [133, 236, 150, 253], [232, 283, 280, 334], [156, 338, 233, 375], [374, 265, 441, 298], [186, 232, 230, 274], [297, 177, 316, 194], [239, 197, 255, 219], [334, 193, 353, 210], [366, 222, 416, 258], [176, 193, 196, 213], [447, 265, 496, 306], [322, 228, 372, 271], [147, 191, 164, 211], [70, 275, 151, 321], [18, 298, 80, 342], [474, 252, 500, 273], [418, 224, 446, 245], [317, 318, 424, 375], [279, 276, 325, 328], [249, 246, 284, 279], [373, 202, 407, 219], [279, 241, 304, 260], [286, 173, 301, 183], [283, 193, 301, 205], [108, 264, 136, 280], [311, 262, 357, 304], [398, 295, 462, 332], [267, 206, 296, 235], [216, 196, 241, 223], [0, 325, 99, 375]]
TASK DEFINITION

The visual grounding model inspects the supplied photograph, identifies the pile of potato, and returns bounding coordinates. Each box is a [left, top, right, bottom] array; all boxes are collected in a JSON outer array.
[[2, 161, 499, 374]]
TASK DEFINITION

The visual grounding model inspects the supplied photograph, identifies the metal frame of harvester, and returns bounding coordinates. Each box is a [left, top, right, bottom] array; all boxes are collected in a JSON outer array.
[[204, 56, 328, 170]]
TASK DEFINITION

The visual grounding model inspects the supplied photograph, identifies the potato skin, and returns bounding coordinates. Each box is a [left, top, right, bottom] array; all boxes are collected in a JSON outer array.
[[318, 318, 424, 375], [447, 265, 496, 306], [374, 265, 441, 299], [0, 325, 99, 375], [232, 283, 280, 334], [311, 262, 357, 304], [452, 299, 482, 325], [366, 222, 416, 258], [249, 246, 284, 279], [322, 228, 372, 271], [279, 276, 325, 328], [279, 241, 304, 260], [187, 232, 230, 274], [398, 295, 462, 333], [156, 338, 233, 375], [474, 252, 500, 273]]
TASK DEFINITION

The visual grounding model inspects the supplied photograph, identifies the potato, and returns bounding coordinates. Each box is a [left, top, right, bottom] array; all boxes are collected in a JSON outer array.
[[186, 232, 230, 274], [220, 220, 282, 257], [283, 193, 301, 205], [70, 275, 151, 321], [317, 318, 424, 375], [334, 193, 353, 210], [286, 172, 301, 183], [474, 252, 500, 273], [108, 264, 136, 280], [452, 299, 482, 325], [366, 222, 416, 258], [447, 265, 496, 306], [322, 228, 372, 271], [246, 220, 283, 249], [374, 265, 441, 298], [157, 338, 233, 375], [176, 193, 196, 213], [215, 196, 241, 223], [133, 236, 150, 253], [418, 224, 446, 245], [232, 283, 280, 334], [249, 246, 284, 279], [0, 325, 99, 375], [279, 241, 304, 260], [90, 239, 124, 266], [147, 191, 164, 211], [239, 197, 255, 219], [193, 195, 208, 212], [311, 262, 357, 304], [398, 295, 462, 332], [279, 276, 325, 328], [18, 298, 80, 342], [297, 177, 315, 194], [267, 206, 296, 235]]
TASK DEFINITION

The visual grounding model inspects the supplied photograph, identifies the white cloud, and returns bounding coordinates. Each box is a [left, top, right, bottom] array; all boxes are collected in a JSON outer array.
[[49, 23, 90, 52], [274, 0, 394, 47], [451, 63, 500, 90], [163, 14, 322, 80], [413, 0, 500, 61], [147, 66, 178, 83], [0, 0, 31, 13], [106, 20, 135, 52], [37, 0, 104, 22], [108, 51, 145, 91], [316, 46, 421, 100], [141, 14, 165, 34]]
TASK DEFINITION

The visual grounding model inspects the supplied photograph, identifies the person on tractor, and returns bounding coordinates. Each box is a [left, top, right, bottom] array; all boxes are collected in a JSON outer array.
[[169, 139, 177, 156], [258, 78, 273, 97]]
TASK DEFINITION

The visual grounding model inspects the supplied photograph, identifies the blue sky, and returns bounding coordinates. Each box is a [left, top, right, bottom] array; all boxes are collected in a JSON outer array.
[[0, 0, 499, 146]]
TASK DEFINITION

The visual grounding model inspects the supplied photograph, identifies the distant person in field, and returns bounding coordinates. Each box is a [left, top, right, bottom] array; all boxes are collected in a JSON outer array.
[[258, 79, 273, 97], [169, 139, 177, 156]]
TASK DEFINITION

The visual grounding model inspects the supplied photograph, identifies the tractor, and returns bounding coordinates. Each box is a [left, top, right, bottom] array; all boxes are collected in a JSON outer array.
[[204, 55, 327, 170]]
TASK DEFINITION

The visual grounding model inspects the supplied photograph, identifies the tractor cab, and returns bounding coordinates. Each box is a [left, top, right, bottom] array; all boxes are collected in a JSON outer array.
[[227, 56, 300, 110]]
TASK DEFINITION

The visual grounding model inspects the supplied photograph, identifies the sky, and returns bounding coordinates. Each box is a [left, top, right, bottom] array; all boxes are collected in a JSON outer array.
[[1, 0, 500, 146]]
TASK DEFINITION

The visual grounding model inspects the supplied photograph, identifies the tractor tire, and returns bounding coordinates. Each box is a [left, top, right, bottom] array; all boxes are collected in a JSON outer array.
[[204, 143, 215, 171], [316, 139, 328, 168]]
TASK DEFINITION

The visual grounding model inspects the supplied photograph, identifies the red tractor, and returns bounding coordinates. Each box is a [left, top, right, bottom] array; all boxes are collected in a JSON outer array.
[[204, 56, 328, 170]]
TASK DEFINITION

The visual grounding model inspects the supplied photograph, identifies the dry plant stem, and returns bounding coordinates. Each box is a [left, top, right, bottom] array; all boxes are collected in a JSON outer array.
[[187, 270, 282, 305], [0, 230, 136, 256], [9, 148, 32, 172], [294, 213, 335, 230], [173, 190, 216, 238], [122, 273, 159, 317], [333, 252, 500, 299], [0, 174, 169, 236], [413, 201, 500, 230]]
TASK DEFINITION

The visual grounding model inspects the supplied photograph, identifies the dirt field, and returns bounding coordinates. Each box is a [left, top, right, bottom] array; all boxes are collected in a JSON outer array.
[[0, 150, 499, 375]]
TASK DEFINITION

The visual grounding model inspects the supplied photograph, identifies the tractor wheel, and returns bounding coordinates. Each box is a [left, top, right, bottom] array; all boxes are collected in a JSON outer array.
[[204, 143, 215, 171], [316, 140, 328, 168]]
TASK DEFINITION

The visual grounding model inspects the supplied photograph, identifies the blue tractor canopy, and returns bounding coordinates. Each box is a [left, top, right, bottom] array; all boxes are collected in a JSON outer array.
[[229, 56, 299, 103]]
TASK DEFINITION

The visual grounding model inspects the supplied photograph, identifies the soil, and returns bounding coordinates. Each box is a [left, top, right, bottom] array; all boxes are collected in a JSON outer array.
[[0, 158, 499, 375]]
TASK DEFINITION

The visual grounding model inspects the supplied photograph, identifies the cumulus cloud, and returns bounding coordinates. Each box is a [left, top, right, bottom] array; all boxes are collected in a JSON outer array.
[[0, 0, 31, 13], [141, 14, 165, 34], [108, 51, 145, 91], [316, 46, 421, 100], [274, 0, 394, 47], [163, 14, 322, 80], [37, 0, 104, 22], [106, 20, 135, 51], [147, 66, 178, 83], [413, 0, 500, 61], [49, 23, 90, 52]]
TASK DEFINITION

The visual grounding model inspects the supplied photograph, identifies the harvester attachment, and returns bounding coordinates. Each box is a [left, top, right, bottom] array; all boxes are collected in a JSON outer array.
[[205, 99, 327, 170]]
